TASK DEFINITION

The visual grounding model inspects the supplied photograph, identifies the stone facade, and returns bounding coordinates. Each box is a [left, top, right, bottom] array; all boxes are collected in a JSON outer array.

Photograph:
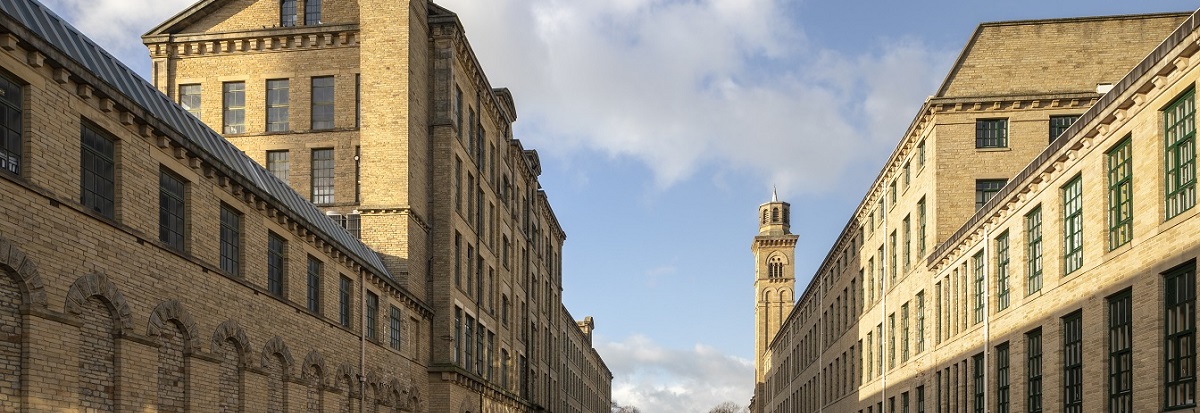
[[752, 11, 1200, 413], [142, 0, 612, 412]]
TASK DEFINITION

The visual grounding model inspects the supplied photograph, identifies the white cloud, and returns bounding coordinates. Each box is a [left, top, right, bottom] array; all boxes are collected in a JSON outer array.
[[39, 0, 194, 66], [439, 0, 955, 196], [597, 334, 754, 413]]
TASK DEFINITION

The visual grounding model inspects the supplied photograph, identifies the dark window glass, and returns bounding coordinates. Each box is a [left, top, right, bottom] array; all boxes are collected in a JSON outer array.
[[917, 385, 925, 413], [158, 169, 185, 251], [1109, 289, 1132, 413], [280, 0, 297, 26], [366, 291, 378, 340], [311, 76, 335, 130], [1064, 311, 1084, 413], [997, 343, 1010, 413], [995, 232, 1010, 310], [976, 118, 1008, 148], [1050, 115, 1080, 142], [973, 252, 984, 324], [976, 179, 1006, 209], [219, 204, 241, 276], [1028, 329, 1043, 413], [1026, 206, 1043, 294], [311, 148, 334, 204], [222, 82, 245, 134], [1063, 176, 1083, 274], [389, 306, 401, 350], [268, 232, 285, 296], [338, 276, 351, 327], [0, 72, 20, 175], [1107, 137, 1133, 250], [974, 353, 984, 413], [306, 256, 321, 313], [1165, 89, 1196, 219], [1166, 262, 1196, 408], [179, 84, 200, 119], [266, 79, 289, 132], [454, 308, 462, 365], [305, 0, 322, 24], [80, 124, 115, 218]]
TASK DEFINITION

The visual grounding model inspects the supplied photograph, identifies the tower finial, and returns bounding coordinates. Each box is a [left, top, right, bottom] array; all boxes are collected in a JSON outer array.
[[772, 185, 778, 202]]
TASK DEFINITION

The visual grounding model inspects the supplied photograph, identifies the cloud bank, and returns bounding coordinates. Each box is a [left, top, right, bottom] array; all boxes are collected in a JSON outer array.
[[598, 334, 754, 412]]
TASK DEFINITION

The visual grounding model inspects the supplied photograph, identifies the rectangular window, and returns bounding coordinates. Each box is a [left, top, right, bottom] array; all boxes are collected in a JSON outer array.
[[1165, 262, 1196, 409], [455, 86, 463, 141], [904, 162, 911, 187], [976, 118, 1008, 148], [280, 0, 296, 26], [366, 291, 378, 340], [265, 79, 289, 132], [304, 0, 321, 25], [0, 73, 20, 176], [1063, 176, 1083, 275], [1165, 89, 1196, 219], [997, 342, 1011, 413], [902, 392, 910, 413], [918, 140, 926, 168], [867, 332, 874, 378], [311, 76, 335, 130], [891, 181, 898, 206], [918, 197, 927, 258], [389, 306, 401, 350], [1050, 115, 1079, 142], [973, 353, 984, 413], [464, 315, 474, 372], [889, 314, 896, 369], [178, 84, 200, 119], [338, 276, 351, 327], [903, 215, 911, 271], [268, 232, 285, 296], [80, 124, 115, 218], [976, 179, 1006, 209], [1063, 311, 1083, 413], [1108, 289, 1132, 413], [902, 303, 910, 361], [916, 291, 925, 353], [454, 308, 462, 365], [222, 82, 245, 134], [973, 251, 984, 324], [1107, 137, 1133, 250], [996, 231, 1010, 311], [159, 169, 186, 252], [890, 232, 897, 283], [877, 323, 883, 373], [1028, 328, 1043, 413], [219, 204, 241, 276], [917, 385, 925, 413], [331, 213, 360, 238], [1026, 206, 1043, 295], [266, 150, 289, 183], [935, 282, 942, 344], [311, 148, 334, 204], [306, 256, 321, 313]]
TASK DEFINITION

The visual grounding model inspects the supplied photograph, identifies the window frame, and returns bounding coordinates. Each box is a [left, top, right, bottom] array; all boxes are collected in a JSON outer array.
[[310, 148, 334, 204], [997, 342, 1011, 413], [1026, 206, 1043, 295], [1108, 289, 1133, 413], [304, 0, 321, 25], [1165, 262, 1196, 409], [1063, 176, 1084, 275], [996, 231, 1010, 311], [1063, 311, 1084, 413], [976, 179, 1007, 210], [265, 78, 289, 132], [1165, 89, 1197, 220], [338, 275, 352, 328], [280, 0, 297, 26], [219, 203, 241, 276], [976, 118, 1009, 148], [311, 76, 335, 130], [158, 168, 186, 252], [267, 231, 285, 296], [1107, 136, 1133, 250], [306, 255, 322, 313], [178, 84, 201, 119], [1049, 115, 1080, 143], [221, 82, 245, 134], [1028, 328, 1044, 413], [80, 123, 116, 219]]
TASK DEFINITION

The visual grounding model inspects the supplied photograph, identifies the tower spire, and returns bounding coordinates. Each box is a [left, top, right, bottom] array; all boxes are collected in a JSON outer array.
[[772, 186, 778, 202]]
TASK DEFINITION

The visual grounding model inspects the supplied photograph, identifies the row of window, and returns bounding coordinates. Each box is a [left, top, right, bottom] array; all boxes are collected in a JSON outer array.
[[975, 115, 1080, 149], [180, 75, 357, 135], [278, 0, 321, 27], [263, 147, 357, 206]]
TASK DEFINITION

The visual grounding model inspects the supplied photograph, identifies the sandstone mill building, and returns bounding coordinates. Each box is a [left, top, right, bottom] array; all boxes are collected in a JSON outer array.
[[0, 0, 610, 410], [753, 10, 1200, 413]]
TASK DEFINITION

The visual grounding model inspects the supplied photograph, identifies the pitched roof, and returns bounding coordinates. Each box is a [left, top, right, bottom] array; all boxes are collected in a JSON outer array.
[[936, 12, 1191, 98], [0, 0, 393, 279], [143, 0, 226, 36]]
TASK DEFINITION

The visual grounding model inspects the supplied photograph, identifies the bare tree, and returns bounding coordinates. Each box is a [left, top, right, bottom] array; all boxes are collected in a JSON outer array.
[[708, 401, 747, 413], [612, 402, 641, 413]]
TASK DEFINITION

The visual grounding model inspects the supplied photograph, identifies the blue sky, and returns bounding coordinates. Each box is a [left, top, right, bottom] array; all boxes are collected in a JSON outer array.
[[38, 0, 1200, 411]]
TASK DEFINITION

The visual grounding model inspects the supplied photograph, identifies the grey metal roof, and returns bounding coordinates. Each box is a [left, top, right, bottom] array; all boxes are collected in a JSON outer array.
[[0, 0, 393, 279]]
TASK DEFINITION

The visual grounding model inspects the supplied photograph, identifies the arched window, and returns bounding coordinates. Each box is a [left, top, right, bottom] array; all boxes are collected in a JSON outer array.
[[305, 0, 323, 25], [280, 0, 297, 27], [762, 209, 769, 224], [768, 256, 785, 279], [772, 208, 780, 222]]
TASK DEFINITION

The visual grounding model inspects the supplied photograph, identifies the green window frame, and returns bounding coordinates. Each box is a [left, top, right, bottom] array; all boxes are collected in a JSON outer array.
[[973, 251, 984, 324], [1063, 176, 1083, 275], [1026, 206, 1043, 294], [1063, 311, 1083, 413], [916, 291, 925, 353], [901, 302, 910, 361], [890, 232, 897, 283], [1165, 89, 1196, 219], [1108, 289, 1132, 412], [1165, 262, 1196, 409], [997, 342, 1010, 413], [1107, 137, 1133, 250], [1028, 328, 1043, 413], [1049, 115, 1079, 142], [903, 215, 911, 271], [918, 197, 927, 259], [976, 118, 1008, 148], [889, 314, 896, 369], [996, 231, 1010, 311], [976, 179, 1006, 210]]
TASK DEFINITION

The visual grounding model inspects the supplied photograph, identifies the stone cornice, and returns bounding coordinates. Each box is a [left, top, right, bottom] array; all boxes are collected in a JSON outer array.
[[144, 24, 360, 59]]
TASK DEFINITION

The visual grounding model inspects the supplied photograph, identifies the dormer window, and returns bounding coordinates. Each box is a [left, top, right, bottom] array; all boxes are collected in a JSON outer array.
[[305, 0, 322, 25], [280, 0, 297, 27]]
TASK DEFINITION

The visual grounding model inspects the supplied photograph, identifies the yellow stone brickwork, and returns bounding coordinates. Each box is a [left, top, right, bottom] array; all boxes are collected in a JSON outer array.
[[754, 11, 1200, 413], [142, 0, 612, 412]]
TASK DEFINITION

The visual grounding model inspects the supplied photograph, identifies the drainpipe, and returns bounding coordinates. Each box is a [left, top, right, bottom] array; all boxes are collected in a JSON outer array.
[[881, 191, 889, 411], [361, 271, 367, 413]]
